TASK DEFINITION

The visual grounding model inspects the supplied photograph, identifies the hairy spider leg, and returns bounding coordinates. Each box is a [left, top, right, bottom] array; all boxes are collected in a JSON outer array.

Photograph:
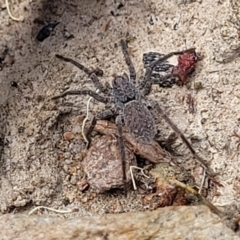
[[120, 40, 137, 84], [150, 100, 209, 170], [116, 115, 127, 197], [53, 55, 115, 147], [52, 89, 108, 103], [85, 109, 115, 148], [55, 54, 109, 94], [117, 40, 139, 195], [140, 73, 180, 96], [52, 90, 114, 147]]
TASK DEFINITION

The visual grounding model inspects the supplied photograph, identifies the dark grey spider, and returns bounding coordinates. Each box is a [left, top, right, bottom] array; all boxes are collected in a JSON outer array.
[[52, 40, 209, 195]]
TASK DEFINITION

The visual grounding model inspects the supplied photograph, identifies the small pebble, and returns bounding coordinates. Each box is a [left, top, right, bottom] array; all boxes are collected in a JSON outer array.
[[63, 131, 75, 141], [194, 81, 203, 90]]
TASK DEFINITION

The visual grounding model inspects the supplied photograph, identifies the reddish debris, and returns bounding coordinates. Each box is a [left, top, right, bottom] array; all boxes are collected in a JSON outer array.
[[142, 177, 189, 209], [172, 49, 198, 85]]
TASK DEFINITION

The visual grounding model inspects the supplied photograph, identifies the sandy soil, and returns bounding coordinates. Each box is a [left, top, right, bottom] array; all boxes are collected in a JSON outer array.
[[0, 0, 240, 221]]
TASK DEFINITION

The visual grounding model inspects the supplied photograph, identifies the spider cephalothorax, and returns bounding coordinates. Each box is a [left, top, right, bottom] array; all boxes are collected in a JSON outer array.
[[53, 40, 209, 195]]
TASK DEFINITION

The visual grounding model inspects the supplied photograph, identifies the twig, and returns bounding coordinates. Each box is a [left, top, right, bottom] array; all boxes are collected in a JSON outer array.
[[130, 166, 150, 190], [5, 0, 24, 22], [169, 178, 225, 217]]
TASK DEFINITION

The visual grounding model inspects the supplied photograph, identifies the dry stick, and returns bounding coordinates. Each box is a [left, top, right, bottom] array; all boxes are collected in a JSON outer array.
[[5, 0, 24, 21]]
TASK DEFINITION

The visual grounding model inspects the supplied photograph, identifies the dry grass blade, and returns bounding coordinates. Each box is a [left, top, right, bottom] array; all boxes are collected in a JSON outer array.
[[5, 0, 24, 21], [170, 179, 224, 217], [29, 206, 77, 215]]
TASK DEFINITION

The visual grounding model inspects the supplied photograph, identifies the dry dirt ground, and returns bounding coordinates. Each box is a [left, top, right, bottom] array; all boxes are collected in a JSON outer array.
[[1, 0, 240, 233]]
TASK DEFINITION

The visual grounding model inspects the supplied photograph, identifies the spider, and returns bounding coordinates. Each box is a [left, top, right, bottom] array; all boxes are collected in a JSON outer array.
[[52, 40, 209, 195]]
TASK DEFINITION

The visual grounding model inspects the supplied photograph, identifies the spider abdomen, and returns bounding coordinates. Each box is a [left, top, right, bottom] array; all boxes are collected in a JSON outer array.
[[123, 100, 156, 143]]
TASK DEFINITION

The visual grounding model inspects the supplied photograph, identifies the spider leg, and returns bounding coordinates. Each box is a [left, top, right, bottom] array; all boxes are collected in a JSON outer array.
[[52, 89, 108, 103], [56, 54, 109, 94], [140, 48, 196, 95], [120, 40, 136, 84], [150, 100, 209, 170], [140, 73, 180, 96], [85, 109, 115, 148], [116, 115, 127, 197]]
